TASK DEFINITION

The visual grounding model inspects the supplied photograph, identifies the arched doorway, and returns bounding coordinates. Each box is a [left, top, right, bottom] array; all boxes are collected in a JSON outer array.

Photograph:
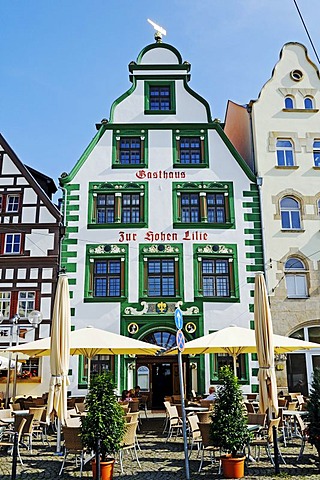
[[136, 329, 189, 409]]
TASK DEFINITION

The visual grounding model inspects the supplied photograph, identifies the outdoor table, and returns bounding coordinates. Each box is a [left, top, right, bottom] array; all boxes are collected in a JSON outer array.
[[185, 406, 209, 412], [282, 409, 307, 439], [12, 410, 30, 416]]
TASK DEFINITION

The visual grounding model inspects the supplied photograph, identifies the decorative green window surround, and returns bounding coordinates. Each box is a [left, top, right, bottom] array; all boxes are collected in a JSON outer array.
[[193, 244, 240, 302], [87, 181, 148, 229], [84, 243, 128, 302], [112, 128, 148, 169], [144, 81, 176, 115], [173, 181, 235, 229], [208, 329, 249, 385], [172, 129, 209, 168], [139, 243, 184, 301]]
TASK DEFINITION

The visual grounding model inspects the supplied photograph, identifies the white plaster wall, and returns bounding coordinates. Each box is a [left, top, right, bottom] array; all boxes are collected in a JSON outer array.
[[113, 79, 208, 123], [252, 43, 320, 299], [25, 230, 54, 256], [140, 48, 180, 65], [2, 155, 20, 175], [23, 188, 37, 203]]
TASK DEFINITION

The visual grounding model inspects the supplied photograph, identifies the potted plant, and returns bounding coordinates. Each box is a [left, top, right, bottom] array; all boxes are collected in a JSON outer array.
[[307, 367, 320, 457], [210, 366, 251, 479], [81, 372, 126, 480]]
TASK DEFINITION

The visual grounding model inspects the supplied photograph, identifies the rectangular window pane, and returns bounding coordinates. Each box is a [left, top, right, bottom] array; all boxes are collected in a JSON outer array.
[[291, 211, 301, 229], [277, 151, 285, 166], [281, 211, 290, 229], [180, 137, 201, 164], [285, 151, 294, 166], [93, 259, 121, 297], [149, 86, 171, 111], [119, 137, 141, 165], [18, 291, 35, 318], [96, 195, 115, 224], [6, 196, 19, 212], [0, 292, 10, 318], [147, 258, 176, 296], [203, 277, 214, 296], [201, 258, 230, 297]]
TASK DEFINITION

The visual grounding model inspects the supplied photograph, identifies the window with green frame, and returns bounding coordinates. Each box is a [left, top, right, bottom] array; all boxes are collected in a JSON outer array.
[[78, 355, 114, 389], [88, 182, 147, 228], [193, 244, 239, 302], [144, 81, 176, 114], [173, 182, 234, 228], [173, 129, 208, 167], [84, 243, 128, 302], [139, 243, 183, 300], [112, 129, 148, 168], [209, 349, 249, 384]]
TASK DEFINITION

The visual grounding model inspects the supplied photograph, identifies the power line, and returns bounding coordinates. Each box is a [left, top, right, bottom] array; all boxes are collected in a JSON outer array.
[[292, 0, 320, 64]]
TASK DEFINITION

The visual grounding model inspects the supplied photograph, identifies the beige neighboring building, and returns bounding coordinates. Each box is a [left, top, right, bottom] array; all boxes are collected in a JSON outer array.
[[225, 42, 320, 395]]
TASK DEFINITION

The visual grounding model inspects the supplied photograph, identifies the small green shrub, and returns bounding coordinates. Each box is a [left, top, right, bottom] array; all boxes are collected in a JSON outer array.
[[210, 365, 251, 457], [307, 367, 320, 457], [80, 372, 126, 461]]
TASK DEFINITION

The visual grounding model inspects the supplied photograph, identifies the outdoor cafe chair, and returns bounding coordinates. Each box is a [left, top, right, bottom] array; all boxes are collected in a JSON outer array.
[[248, 417, 286, 465], [200, 399, 214, 410], [247, 413, 266, 430], [197, 422, 220, 473], [296, 395, 306, 411], [75, 402, 86, 414], [128, 400, 139, 413], [171, 395, 181, 404], [296, 413, 309, 462], [244, 402, 256, 414], [197, 411, 211, 423], [59, 426, 86, 477], [162, 401, 171, 433], [119, 421, 141, 474], [165, 404, 183, 441], [0, 416, 26, 465], [21, 413, 34, 452], [139, 395, 148, 419], [187, 414, 201, 458]]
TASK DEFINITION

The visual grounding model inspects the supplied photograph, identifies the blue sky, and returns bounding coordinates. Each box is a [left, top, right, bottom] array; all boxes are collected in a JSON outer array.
[[1, 1, 319, 190]]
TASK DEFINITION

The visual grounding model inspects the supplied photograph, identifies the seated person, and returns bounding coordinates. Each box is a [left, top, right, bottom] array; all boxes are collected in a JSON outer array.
[[205, 386, 217, 401], [133, 385, 141, 398], [119, 389, 132, 403]]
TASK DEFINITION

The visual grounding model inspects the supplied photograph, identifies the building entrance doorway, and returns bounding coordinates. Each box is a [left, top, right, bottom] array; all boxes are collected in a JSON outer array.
[[135, 329, 189, 409], [136, 356, 188, 409]]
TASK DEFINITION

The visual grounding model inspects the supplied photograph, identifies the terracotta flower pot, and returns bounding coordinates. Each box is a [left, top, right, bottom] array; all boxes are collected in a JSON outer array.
[[91, 458, 115, 480], [221, 454, 245, 479]]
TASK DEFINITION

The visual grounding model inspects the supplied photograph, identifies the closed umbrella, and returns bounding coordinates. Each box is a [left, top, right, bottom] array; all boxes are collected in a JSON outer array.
[[254, 272, 278, 416], [46, 273, 70, 426]]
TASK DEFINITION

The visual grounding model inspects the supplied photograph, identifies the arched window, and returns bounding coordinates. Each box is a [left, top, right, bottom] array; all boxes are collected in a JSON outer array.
[[304, 97, 314, 109], [280, 197, 301, 229], [143, 330, 176, 349], [276, 140, 294, 166], [284, 96, 294, 109], [285, 257, 308, 298], [313, 140, 320, 167]]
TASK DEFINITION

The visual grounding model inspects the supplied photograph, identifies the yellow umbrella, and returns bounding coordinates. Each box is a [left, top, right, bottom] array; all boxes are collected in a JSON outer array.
[[164, 326, 320, 376], [254, 272, 278, 416], [46, 273, 71, 426]]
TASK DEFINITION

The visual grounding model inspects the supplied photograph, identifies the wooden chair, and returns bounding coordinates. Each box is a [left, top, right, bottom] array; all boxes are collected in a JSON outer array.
[[21, 413, 34, 452], [162, 401, 171, 433], [119, 421, 141, 474], [200, 399, 214, 410], [247, 413, 266, 428], [59, 426, 86, 477], [244, 402, 255, 414], [197, 422, 220, 473], [278, 398, 287, 408]]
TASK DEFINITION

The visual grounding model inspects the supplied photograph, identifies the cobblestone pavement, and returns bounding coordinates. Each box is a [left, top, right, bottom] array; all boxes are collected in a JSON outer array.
[[0, 417, 319, 479]]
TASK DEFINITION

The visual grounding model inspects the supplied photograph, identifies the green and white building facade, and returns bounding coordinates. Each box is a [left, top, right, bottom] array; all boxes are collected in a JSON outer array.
[[60, 41, 262, 406]]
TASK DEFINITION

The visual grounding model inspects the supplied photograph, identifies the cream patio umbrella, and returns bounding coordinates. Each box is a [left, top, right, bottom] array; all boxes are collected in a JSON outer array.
[[7, 326, 163, 382], [164, 325, 320, 376], [254, 272, 278, 416], [46, 273, 71, 426]]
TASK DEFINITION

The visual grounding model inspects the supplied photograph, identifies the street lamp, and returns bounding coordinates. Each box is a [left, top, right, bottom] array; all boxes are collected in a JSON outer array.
[[0, 310, 43, 407]]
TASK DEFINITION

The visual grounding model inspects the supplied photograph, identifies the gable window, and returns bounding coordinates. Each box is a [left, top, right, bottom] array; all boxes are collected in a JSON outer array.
[[84, 244, 128, 302], [173, 130, 208, 167], [113, 131, 147, 168], [285, 257, 308, 298], [18, 291, 36, 318], [6, 195, 20, 212], [140, 244, 183, 299], [173, 182, 233, 229], [4, 233, 21, 254], [313, 140, 320, 167], [284, 97, 294, 109], [304, 97, 314, 109], [280, 197, 301, 230], [88, 182, 147, 228], [145, 81, 176, 114], [194, 244, 239, 302], [276, 140, 294, 166], [0, 292, 11, 318]]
